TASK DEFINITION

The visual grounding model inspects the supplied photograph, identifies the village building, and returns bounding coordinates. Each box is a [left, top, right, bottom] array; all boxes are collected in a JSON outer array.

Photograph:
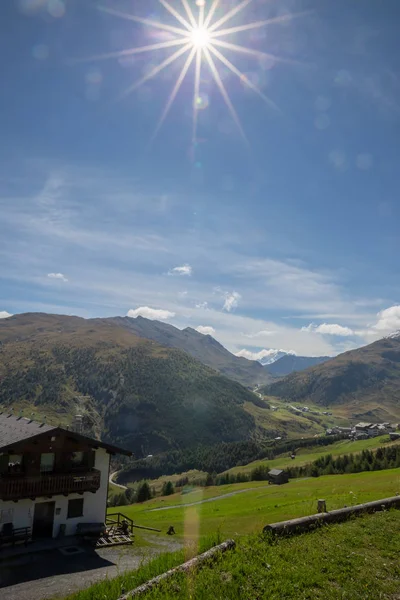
[[268, 469, 289, 485], [0, 413, 131, 543]]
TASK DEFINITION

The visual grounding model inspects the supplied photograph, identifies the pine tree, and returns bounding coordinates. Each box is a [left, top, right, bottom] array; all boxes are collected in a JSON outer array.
[[137, 481, 152, 503]]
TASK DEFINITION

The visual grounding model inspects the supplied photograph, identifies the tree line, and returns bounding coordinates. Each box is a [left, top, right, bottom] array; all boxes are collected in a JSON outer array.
[[119, 434, 346, 483]]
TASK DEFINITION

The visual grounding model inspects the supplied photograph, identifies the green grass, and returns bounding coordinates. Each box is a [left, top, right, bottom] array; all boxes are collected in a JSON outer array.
[[115, 468, 400, 540], [224, 434, 396, 476], [60, 535, 219, 600], [138, 510, 400, 599]]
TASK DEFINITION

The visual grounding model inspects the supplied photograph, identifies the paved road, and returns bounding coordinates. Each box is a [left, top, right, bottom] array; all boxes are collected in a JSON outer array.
[[109, 470, 128, 490], [1, 535, 182, 600], [147, 486, 269, 512]]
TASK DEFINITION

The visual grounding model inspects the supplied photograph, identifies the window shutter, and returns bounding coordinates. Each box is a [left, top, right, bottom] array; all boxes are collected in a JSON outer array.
[[0, 454, 9, 474]]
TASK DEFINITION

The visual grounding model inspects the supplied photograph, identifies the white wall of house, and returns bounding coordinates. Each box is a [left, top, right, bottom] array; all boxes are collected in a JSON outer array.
[[0, 447, 110, 537]]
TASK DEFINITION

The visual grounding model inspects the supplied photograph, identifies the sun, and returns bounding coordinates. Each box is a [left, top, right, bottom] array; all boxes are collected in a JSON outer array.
[[74, 1, 307, 148], [190, 26, 211, 49]]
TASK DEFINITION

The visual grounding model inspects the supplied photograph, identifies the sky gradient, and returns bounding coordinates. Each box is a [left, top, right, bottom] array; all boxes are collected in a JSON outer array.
[[1, 0, 399, 358]]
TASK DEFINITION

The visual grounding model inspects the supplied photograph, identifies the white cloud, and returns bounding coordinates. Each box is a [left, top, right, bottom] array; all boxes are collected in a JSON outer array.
[[195, 302, 208, 309], [195, 325, 216, 335], [48, 272, 68, 282], [223, 291, 241, 312], [127, 306, 175, 321], [302, 323, 354, 336], [169, 264, 192, 276], [0, 311, 12, 319], [244, 329, 275, 338], [372, 305, 400, 333], [236, 348, 294, 361]]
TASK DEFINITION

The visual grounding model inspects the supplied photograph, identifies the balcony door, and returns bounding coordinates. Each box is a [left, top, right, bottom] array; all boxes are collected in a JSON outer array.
[[32, 501, 55, 538], [40, 453, 55, 473]]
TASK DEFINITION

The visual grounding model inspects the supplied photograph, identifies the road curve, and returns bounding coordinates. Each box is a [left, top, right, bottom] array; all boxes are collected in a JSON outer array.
[[109, 470, 128, 491]]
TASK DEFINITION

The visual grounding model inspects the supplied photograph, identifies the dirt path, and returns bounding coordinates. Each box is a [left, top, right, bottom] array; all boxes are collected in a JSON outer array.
[[147, 486, 269, 512]]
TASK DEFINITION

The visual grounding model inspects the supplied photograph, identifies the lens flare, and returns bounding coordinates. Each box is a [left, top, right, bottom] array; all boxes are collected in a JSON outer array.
[[74, 1, 309, 148], [191, 27, 211, 49]]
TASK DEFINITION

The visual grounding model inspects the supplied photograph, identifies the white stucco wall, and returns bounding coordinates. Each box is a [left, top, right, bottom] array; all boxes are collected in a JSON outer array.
[[0, 448, 110, 538]]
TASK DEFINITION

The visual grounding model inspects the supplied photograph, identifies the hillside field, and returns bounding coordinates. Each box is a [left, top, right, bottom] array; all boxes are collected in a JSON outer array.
[[223, 434, 396, 477], [112, 468, 400, 540]]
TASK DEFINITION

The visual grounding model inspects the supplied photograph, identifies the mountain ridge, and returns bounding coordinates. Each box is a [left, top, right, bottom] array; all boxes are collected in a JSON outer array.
[[0, 313, 261, 454], [105, 315, 272, 387], [262, 335, 400, 422]]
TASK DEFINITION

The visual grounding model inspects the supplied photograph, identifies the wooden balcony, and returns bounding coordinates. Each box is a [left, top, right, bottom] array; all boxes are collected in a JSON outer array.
[[0, 470, 101, 501]]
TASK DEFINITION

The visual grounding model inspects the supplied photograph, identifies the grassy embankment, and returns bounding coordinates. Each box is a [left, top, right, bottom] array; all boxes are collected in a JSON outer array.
[[63, 508, 400, 600], [131, 510, 400, 600]]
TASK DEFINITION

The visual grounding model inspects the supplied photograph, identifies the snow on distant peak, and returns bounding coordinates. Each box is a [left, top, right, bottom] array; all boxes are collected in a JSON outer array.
[[386, 330, 400, 340], [235, 348, 296, 364]]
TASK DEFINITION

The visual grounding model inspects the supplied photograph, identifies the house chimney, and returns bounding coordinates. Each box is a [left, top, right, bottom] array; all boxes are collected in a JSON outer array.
[[72, 414, 84, 434]]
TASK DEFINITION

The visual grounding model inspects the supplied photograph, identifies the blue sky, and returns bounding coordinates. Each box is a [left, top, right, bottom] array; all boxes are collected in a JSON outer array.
[[1, 0, 400, 358]]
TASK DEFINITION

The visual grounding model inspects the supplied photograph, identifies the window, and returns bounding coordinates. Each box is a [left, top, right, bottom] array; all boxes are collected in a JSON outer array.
[[40, 453, 55, 473], [67, 498, 84, 519], [0, 508, 14, 524], [70, 451, 84, 467], [8, 454, 23, 473]]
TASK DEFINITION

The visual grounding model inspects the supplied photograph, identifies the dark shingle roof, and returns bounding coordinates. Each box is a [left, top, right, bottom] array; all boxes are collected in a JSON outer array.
[[0, 413, 56, 451], [0, 412, 132, 456]]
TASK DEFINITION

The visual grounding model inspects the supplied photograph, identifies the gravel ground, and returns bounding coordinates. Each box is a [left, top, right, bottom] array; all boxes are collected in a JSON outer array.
[[1, 535, 182, 600]]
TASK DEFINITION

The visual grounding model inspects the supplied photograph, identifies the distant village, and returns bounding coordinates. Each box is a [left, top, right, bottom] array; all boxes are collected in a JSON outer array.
[[326, 422, 400, 441], [287, 404, 400, 441]]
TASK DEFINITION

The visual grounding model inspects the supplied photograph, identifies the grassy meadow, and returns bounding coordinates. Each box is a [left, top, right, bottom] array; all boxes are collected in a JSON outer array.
[[112, 468, 400, 540]]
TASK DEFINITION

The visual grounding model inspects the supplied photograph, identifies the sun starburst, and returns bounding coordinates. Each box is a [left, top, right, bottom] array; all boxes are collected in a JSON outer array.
[[74, 1, 308, 148]]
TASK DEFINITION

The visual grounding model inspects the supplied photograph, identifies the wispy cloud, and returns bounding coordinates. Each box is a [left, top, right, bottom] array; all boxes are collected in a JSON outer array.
[[195, 302, 208, 309], [127, 307, 175, 321], [223, 291, 241, 312], [244, 329, 275, 338], [169, 264, 192, 276], [0, 311, 12, 319], [48, 272, 68, 282], [301, 323, 355, 336], [195, 325, 215, 335], [1, 163, 394, 357]]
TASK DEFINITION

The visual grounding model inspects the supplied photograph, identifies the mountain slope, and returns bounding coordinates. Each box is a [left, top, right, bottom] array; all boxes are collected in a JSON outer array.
[[0, 313, 259, 455], [105, 316, 271, 387], [262, 335, 400, 421], [265, 354, 330, 376]]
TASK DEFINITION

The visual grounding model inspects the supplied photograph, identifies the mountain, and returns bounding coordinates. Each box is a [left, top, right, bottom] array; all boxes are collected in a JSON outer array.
[[259, 350, 293, 366], [264, 354, 330, 376], [0, 313, 260, 455], [105, 316, 272, 387], [262, 334, 400, 422]]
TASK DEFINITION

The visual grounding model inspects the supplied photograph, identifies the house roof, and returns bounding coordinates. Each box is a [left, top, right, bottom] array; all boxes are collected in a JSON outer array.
[[269, 469, 284, 476], [0, 413, 132, 456]]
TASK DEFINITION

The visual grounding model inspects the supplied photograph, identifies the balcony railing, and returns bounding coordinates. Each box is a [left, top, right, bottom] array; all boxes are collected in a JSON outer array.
[[0, 469, 101, 501]]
